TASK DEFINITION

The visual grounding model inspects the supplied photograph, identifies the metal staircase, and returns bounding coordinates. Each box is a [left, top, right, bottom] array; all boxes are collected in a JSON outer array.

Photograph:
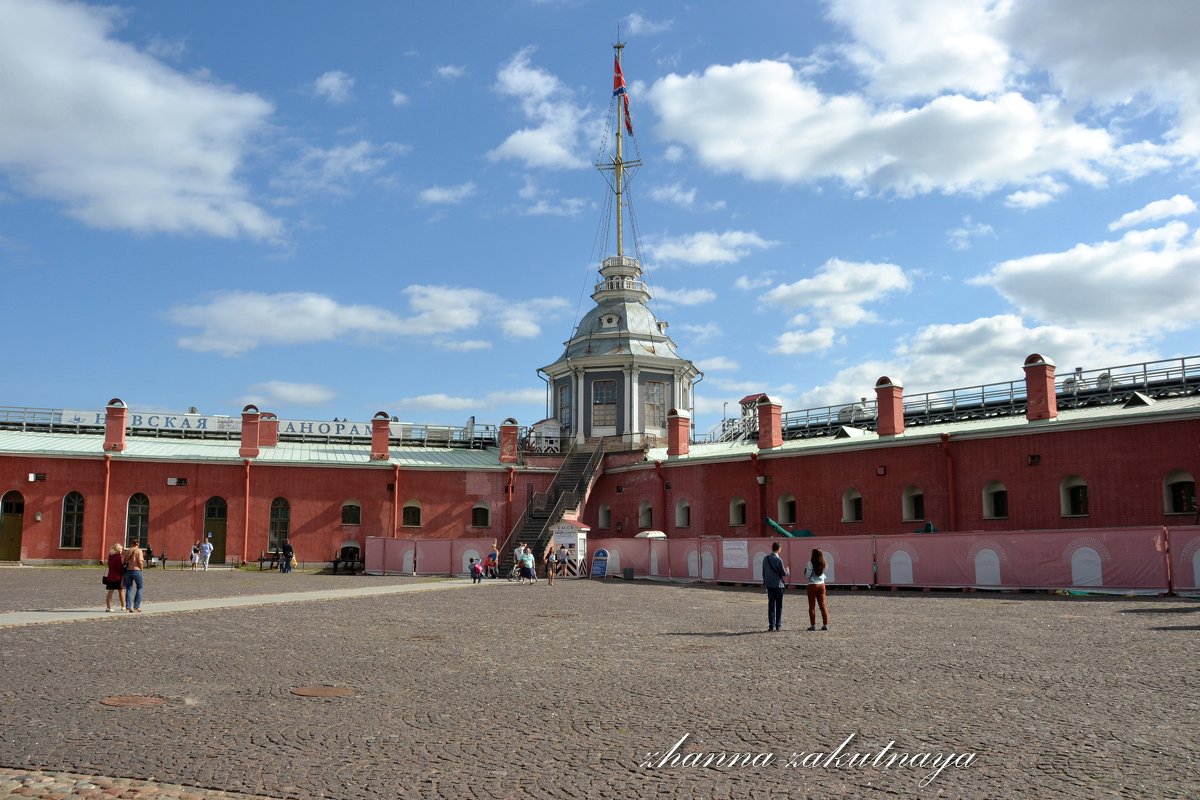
[[499, 443, 602, 575]]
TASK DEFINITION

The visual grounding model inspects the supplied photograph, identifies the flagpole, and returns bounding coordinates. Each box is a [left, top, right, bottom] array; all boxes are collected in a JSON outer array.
[[614, 40, 625, 260]]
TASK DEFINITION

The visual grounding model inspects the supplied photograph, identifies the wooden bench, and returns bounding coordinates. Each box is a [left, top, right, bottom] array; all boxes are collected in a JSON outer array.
[[329, 556, 363, 574], [257, 551, 281, 571]]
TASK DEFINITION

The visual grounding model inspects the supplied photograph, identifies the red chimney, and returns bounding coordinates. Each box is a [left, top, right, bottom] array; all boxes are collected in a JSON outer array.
[[239, 405, 261, 458], [875, 377, 905, 436], [1023, 354, 1058, 421], [667, 408, 690, 457], [103, 398, 127, 453], [757, 396, 782, 449], [371, 412, 391, 460], [260, 412, 279, 447], [499, 418, 519, 464]]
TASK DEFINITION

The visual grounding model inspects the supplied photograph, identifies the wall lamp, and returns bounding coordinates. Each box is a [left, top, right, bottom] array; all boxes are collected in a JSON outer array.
[[34, 512, 42, 522], [756, 475, 766, 485]]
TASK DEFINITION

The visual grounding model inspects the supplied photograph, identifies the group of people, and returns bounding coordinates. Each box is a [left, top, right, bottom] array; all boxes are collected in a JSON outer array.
[[103, 540, 146, 612], [507, 541, 573, 585], [188, 539, 215, 571], [762, 543, 830, 633]]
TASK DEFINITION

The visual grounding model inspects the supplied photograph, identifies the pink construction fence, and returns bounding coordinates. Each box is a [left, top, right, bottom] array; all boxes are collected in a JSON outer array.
[[365, 527, 1200, 595]]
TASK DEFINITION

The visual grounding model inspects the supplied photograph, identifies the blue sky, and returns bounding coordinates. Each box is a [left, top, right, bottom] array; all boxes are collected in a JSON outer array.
[[3, 0, 1199, 436]]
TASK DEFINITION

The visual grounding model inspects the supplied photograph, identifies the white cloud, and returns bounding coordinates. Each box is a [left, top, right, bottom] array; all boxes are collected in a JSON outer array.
[[696, 356, 738, 371], [677, 322, 721, 343], [735, 275, 774, 290], [168, 286, 566, 356], [648, 183, 697, 208], [946, 215, 995, 251], [652, 286, 717, 305], [648, 60, 1115, 197], [242, 381, 337, 408], [394, 387, 545, 413], [419, 181, 477, 205], [273, 141, 403, 198], [314, 70, 353, 104], [973, 221, 1200, 334], [436, 339, 491, 351], [436, 65, 467, 80], [1108, 194, 1197, 231], [762, 258, 911, 328], [646, 230, 777, 264], [0, 0, 280, 239], [145, 35, 187, 62], [391, 90, 410, 107], [827, 0, 1012, 99], [772, 327, 837, 355], [518, 178, 587, 216], [1005, 190, 1055, 209], [487, 48, 589, 169], [624, 13, 673, 36]]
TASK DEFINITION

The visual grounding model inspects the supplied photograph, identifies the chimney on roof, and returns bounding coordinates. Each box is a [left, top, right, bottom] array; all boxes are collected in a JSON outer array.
[[239, 405, 261, 458], [499, 418, 519, 464], [667, 408, 690, 457], [1023, 354, 1058, 422], [875, 377, 905, 436], [260, 413, 279, 447], [757, 395, 783, 449], [103, 398, 127, 453], [371, 412, 391, 461]]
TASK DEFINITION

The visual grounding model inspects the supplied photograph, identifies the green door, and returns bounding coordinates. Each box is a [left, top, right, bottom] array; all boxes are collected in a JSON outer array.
[[0, 492, 24, 562], [205, 497, 228, 564]]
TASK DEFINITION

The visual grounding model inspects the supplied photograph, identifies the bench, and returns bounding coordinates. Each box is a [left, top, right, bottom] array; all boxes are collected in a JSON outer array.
[[329, 556, 363, 574], [257, 551, 281, 571]]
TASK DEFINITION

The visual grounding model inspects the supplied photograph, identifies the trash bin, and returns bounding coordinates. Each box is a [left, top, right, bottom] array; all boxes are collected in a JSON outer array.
[[622, 567, 634, 580]]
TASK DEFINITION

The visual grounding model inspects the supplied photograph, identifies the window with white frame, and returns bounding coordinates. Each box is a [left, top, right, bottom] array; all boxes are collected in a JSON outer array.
[[60, 491, 84, 549], [402, 501, 422, 527], [592, 380, 617, 427], [269, 497, 290, 550], [643, 381, 666, 428], [341, 499, 362, 526], [127, 493, 149, 548]]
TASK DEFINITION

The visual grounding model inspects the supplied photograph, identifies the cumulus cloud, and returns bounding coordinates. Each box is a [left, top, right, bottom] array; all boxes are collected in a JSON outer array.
[[973, 221, 1200, 335], [1005, 190, 1056, 209], [313, 70, 353, 104], [677, 322, 721, 343], [393, 387, 545, 415], [735, 275, 774, 290], [946, 215, 995, 250], [696, 356, 739, 371], [518, 177, 587, 216], [273, 141, 405, 199], [419, 181, 477, 205], [488, 48, 590, 169], [242, 381, 337, 408], [647, 60, 1114, 197], [1108, 195, 1196, 231], [624, 13, 673, 36], [436, 64, 467, 80], [652, 286, 717, 305], [762, 258, 911, 327], [646, 230, 777, 264], [391, 90, 410, 107], [0, 0, 280, 239], [167, 287, 567, 355], [772, 327, 838, 355]]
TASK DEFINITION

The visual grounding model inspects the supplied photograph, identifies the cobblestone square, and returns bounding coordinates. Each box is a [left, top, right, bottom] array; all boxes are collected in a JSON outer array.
[[0, 567, 1197, 799]]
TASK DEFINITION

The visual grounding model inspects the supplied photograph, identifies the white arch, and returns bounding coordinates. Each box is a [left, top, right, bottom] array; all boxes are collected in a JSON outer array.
[[461, 549, 482, 574], [402, 548, 415, 574], [1070, 547, 1103, 586], [974, 549, 1001, 586], [823, 552, 837, 584], [890, 550, 913, 584], [700, 549, 715, 579], [650, 548, 660, 576], [687, 549, 699, 578]]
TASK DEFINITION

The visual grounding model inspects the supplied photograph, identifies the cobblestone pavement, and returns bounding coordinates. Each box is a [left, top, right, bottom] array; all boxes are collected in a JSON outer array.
[[0, 568, 1197, 799]]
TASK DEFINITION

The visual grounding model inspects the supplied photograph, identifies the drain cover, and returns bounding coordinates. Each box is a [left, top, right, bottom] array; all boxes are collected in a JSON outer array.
[[99, 695, 165, 708], [291, 685, 354, 698]]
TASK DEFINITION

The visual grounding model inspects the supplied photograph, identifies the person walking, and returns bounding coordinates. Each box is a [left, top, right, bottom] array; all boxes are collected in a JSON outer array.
[[200, 538, 214, 571], [546, 546, 558, 586], [805, 548, 830, 631], [557, 543, 570, 577], [762, 541, 789, 632], [520, 546, 536, 585], [281, 540, 295, 574], [123, 539, 146, 612], [103, 543, 125, 612], [189, 541, 200, 571]]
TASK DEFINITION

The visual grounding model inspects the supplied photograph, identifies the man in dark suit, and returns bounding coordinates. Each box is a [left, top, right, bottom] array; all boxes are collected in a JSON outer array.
[[763, 541, 789, 632]]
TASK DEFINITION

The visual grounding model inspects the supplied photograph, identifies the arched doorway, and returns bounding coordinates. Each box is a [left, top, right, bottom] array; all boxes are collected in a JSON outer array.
[[205, 497, 228, 564], [0, 491, 24, 561]]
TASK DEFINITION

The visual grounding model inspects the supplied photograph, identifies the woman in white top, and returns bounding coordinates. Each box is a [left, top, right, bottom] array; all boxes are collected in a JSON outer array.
[[804, 548, 830, 631]]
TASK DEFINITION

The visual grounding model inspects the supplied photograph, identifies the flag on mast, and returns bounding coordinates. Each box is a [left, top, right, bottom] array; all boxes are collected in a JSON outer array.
[[612, 56, 634, 136]]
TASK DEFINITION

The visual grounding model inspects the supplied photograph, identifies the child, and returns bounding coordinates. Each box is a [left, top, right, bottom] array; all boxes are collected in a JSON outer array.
[[470, 557, 484, 584]]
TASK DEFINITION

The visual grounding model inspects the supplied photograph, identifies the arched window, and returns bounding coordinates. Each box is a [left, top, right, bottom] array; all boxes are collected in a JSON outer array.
[[1060, 475, 1089, 517], [902, 486, 925, 521], [841, 488, 863, 522], [269, 497, 290, 550], [471, 504, 490, 527], [341, 499, 362, 526], [205, 496, 227, 521], [60, 491, 84, 549], [1164, 470, 1196, 514], [402, 500, 422, 528], [983, 481, 1008, 519], [126, 493, 149, 547], [598, 504, 612, 529], [777, 493, 797, 525], [729, 497, 747, 526], [675, 499, 691, 528], [638, 501, 653, 529]]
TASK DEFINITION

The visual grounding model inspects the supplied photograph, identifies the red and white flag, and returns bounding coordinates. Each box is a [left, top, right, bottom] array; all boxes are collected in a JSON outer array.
[[612, 57, 634, 136]]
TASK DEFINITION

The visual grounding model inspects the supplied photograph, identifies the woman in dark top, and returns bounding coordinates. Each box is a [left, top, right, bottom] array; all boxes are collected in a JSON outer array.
[[104, 543, 125, 612]]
